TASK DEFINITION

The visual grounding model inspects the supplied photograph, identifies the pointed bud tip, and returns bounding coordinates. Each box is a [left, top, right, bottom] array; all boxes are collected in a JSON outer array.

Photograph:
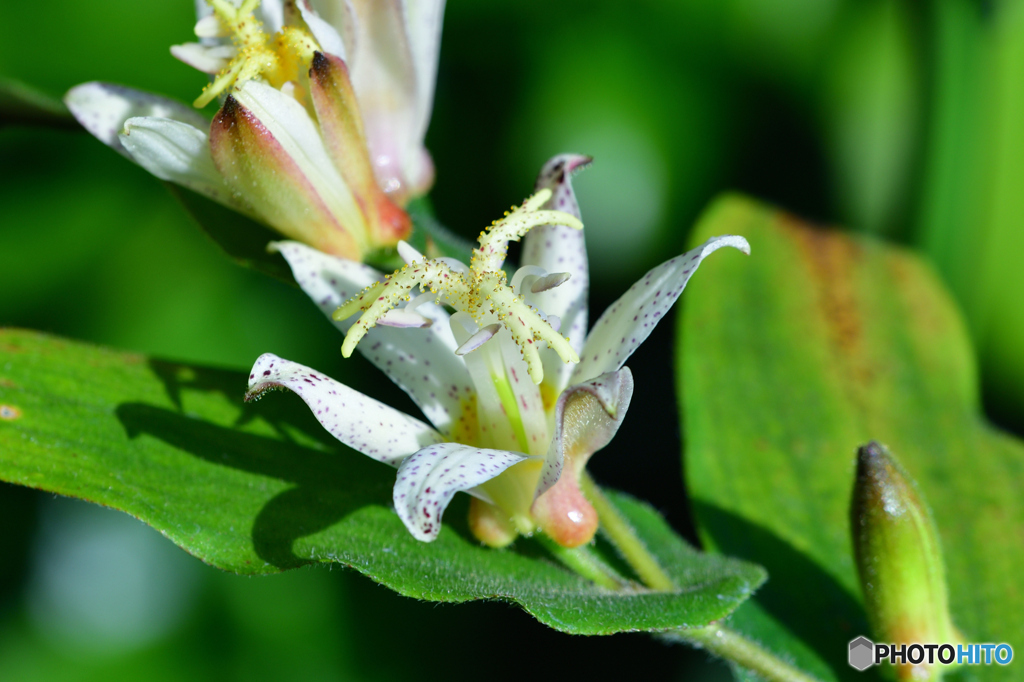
[[212, 94, 243, 130], [851, 442, 959, 659], [309, 50, 349, 84]]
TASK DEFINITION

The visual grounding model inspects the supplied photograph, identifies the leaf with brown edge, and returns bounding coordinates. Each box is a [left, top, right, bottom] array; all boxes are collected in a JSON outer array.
[[678, 194, 1024, 681]]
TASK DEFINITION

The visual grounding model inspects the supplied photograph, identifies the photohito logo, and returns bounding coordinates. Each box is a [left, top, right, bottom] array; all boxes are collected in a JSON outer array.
[[849, 637, 1014, 671]]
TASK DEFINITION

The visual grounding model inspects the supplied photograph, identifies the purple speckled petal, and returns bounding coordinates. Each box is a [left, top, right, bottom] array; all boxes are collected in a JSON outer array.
[[65, 82, 209, 159], [393, 442, 530, 542], [535, 368, 634, 498], [245, 354, 444, 466], [271, 241, 474, 438], [522, 154, 592, 394], [571, 235, 750, 384]]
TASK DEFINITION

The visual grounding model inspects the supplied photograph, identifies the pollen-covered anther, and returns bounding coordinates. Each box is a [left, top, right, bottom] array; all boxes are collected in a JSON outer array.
[[471, 188, 583, 274], [192, 0, 320, 108], [333, 190, 585, 379], [336, 261, 471, 357]]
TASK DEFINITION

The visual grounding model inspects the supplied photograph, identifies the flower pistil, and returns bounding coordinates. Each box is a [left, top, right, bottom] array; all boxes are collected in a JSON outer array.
[[333, 188, 584, 384]]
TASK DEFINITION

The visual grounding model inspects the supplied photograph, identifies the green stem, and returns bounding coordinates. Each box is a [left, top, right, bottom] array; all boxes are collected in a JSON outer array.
[[667, 626, 821, 682], [535, 533, 624, 590], [580, 473, 824, 682], [580, 471, 675, 591]]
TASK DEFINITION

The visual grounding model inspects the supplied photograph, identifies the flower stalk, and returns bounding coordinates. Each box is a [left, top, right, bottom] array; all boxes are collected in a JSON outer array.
[[576, 475, 824, 682]]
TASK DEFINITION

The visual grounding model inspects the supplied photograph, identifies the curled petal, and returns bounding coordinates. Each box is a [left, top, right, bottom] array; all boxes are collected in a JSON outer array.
[[65, 82, 209, 159], [245, 353, 444, 466], [536, 367, 635, 498], [571, 235, 751, 384], [393, 443, 532, 542], [531, 368, 634, 548], [522, 154, 593, 393], [270, 241, 474, 439]]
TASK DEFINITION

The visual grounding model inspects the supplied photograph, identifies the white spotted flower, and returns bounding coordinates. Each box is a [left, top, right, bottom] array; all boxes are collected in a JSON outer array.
[[64, 0, 444, 261], [246, 154, 750, 546]]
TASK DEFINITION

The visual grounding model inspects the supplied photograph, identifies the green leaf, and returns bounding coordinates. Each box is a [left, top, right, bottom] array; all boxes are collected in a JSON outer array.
[[679, 195, 1024, 680], [0, 328, 763, 635], [0, 76, 79, 130], [915, 0, 1024, 425]]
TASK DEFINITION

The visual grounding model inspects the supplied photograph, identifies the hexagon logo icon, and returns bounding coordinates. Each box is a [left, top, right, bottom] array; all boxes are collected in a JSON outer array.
[[849, 636, 875, 671]]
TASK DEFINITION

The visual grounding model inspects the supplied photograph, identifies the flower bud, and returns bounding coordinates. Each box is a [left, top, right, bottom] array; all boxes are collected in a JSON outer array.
[[468, 498, 518, 549], [851, 442, 962, 680]]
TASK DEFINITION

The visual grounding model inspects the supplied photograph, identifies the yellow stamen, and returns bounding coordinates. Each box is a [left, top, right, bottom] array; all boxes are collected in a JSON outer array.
[[193, 0, 319, 108], [333, 190, 583, 384]]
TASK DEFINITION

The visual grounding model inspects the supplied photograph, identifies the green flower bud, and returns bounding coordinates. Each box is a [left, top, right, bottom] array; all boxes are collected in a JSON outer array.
[[850, 442, 962, 680]]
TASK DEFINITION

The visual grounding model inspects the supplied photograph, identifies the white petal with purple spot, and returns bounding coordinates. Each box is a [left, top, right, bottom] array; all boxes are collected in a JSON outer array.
[[271, 241, 473, 438], [522, 154, 592, 393], [571, 235, 750, 384], [393, 442, 531, 541], [65, 82, 209, 159], [245, 354, 444, 466]]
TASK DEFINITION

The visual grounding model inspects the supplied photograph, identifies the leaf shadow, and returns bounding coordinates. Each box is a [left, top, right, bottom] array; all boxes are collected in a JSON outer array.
[[692, 502, 872, 681], [116, 400, 396, 569], [147, 358, 342, 452]]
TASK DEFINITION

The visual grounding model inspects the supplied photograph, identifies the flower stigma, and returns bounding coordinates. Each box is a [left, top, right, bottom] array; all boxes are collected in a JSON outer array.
[[333, 188, 584, 385], [192, 0, 319, 108]]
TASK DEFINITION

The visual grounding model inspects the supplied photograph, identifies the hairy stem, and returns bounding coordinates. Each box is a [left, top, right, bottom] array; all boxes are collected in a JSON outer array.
[[535, 532, 624, 590], [580, 473, 824, 682], [580, 471, 675, 591], [666, 626, 822, 682]]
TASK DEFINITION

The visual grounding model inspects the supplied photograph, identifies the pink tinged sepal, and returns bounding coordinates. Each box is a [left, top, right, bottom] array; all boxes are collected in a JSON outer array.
[[245, 354, 444, 467], [308, 51, 411, 248], [571, 235, 751, 385], [269, 241, 474, 439], [522, 154, 593, 394], [65, 82, 209, 159], [210, 82, 367, 260], [393, 443, 533, 542], [343, 0, 441, 202], [531, 368, 634, 548]]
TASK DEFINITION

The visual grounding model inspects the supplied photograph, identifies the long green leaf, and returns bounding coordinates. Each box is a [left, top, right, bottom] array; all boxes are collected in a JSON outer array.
[[0, 328, 763, 635], [679, 195, 1024, 680]]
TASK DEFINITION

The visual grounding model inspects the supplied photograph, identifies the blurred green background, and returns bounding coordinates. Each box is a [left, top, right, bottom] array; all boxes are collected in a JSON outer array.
[[2, 0, 1022, 679]]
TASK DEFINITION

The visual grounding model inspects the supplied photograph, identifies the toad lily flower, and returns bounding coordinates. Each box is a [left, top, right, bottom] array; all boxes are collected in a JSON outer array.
[[64, 0, 444, 261], [245, 154, 750, 547]]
